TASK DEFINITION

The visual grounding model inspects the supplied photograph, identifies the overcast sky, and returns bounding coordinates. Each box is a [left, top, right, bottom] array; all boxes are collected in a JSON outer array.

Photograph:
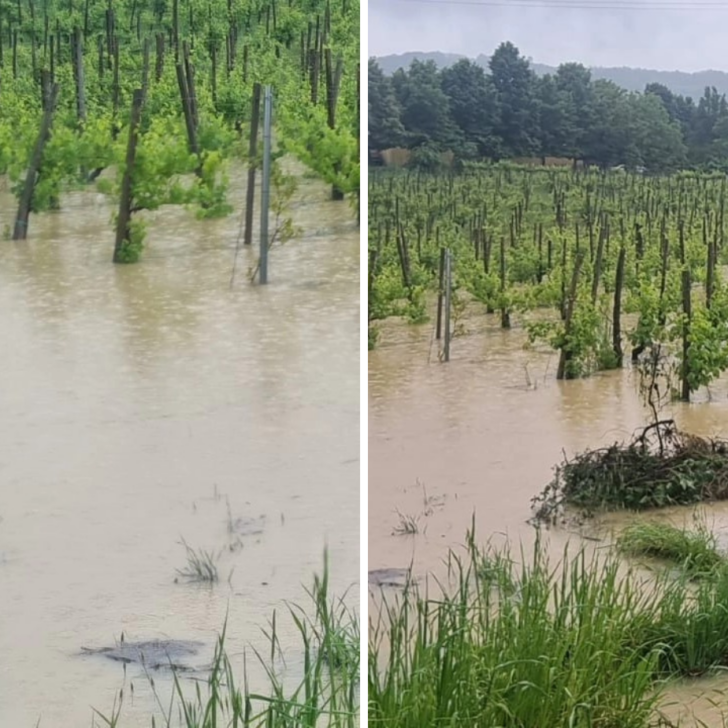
[[369, 0, 728, 72]]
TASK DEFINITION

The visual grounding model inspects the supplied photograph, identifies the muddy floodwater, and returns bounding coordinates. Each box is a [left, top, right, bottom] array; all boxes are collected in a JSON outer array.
[[0, 162, 359, 727], [369, 308, 728, 726]]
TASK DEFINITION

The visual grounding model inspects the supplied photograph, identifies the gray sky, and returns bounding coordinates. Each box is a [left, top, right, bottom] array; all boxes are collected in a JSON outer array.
[[369, 0, 728, 72]]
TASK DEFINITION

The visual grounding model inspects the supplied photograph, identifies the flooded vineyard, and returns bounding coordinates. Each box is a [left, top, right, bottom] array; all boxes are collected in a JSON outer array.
[[369, 309, 728, 726], [0, 162, 359, 727]]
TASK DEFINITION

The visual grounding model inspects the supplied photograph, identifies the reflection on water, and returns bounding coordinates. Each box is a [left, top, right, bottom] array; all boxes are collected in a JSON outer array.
[[0, 162, 359, 727], [369, 309, 728, 726]]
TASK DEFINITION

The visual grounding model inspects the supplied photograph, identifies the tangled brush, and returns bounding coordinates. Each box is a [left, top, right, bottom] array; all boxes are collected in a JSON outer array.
[[531, 420, 728, 525]]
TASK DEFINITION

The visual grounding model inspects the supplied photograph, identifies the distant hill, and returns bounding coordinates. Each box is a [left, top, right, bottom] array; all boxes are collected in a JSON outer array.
[[375, 51, 728, 101]]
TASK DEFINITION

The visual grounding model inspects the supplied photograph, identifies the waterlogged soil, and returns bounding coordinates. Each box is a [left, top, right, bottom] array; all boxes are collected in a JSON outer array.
[[0, 160, 359, 727], [369, 306, 728, 727]]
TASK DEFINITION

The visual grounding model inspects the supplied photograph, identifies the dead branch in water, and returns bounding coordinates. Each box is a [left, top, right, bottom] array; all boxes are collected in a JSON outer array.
[[531, 420, 728, 526]]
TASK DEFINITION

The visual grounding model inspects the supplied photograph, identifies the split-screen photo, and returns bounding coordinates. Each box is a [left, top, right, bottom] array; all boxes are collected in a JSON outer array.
[[4, 0, 728, 725]]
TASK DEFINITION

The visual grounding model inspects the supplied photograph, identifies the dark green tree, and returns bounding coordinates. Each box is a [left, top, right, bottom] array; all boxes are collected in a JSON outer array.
[[440, 59, 501, 157], [367, 41, 728, 173], [536, 74, 570, 158], [688, 87, 728, 165], [631, 93, 687, 172], [583, 80, 636, 168], [645, 82, 695, 146], [392, 60, 457, 148], [554, 63, 594, 159], [368, 58, 406, 150], [489, 42, 538, 156]]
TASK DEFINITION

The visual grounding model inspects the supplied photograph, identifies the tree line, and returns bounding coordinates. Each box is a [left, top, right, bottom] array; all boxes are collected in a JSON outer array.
[[369, 41, 728, 173]]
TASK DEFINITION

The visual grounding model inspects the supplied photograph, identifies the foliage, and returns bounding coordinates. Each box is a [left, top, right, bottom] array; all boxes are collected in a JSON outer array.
[[531, 420, 728, 524], [617, 519, 725, 577], [368, 325, 379, 350], [369, 528, 728, 726], [406, 143, 445, 172], [0, 0, 359, 261], [368, 166, 728, 399], [114, 217, 146, 264], [369, 40, 711, 173]]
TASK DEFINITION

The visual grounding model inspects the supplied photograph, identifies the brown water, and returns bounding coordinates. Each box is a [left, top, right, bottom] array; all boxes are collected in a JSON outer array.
[[369, 306, 728, 726], [0, 162, 359, 727]]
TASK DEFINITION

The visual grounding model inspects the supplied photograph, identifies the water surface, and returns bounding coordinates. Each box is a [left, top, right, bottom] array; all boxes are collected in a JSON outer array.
[[0, 163, 359, 726]]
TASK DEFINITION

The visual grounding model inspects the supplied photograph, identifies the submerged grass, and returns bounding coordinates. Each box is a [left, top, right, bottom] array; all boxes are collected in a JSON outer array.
[[617, 520, 725, 577], [175, 538, 219, 582], [369, 525, 728, 727], [391, 509, 420, 536], [93, 550, 358, 727]]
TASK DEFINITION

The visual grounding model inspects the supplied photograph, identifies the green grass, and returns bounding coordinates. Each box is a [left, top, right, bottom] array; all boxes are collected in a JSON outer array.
[[391, 510, 420, 536], [617, 520, 725, 577], [175, 538, 220, 583], [368, 524, 728, 727], [92, 550, 359, 727]]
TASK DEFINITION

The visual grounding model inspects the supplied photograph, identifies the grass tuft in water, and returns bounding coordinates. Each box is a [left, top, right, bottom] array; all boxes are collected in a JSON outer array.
[[617, 520, 725, 577], [391, 509, 419, 536], [175, 538, 219, 582], [251, 550, 359, 726]]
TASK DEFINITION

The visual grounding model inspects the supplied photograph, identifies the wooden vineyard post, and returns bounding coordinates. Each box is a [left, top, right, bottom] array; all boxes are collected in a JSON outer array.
[[13, 82, 60, 241], [175, 43, 201, 177], [182, 43, 199, 132], [706, 214, 716, 310], [443, 248, 452, 362], [112, 35, 120, 118], [324, 47, 344, 200], [105, 8, 115, 69], [243, 82, 262, 247], [172, 0, 179, 61], [72, 26, 87, 180], [113, 89, 143, 264], [436, 247, 445, 340], [140, 37, 151, 106], [613, 244, 626, 367], [591, 217, 607, 305], [308, 39, 319, 105], [500, 235, 510, 329], [72, 26, 86, 126], [210, 40, 217, 106], [155, 33, 164, 81], [97, 35, 104, 79], [396, 221, 411, 289], [679, 220, 692, 402], [557, 251, 585, 380], [40, 69, 51, 109], [657, 223, 669, 327], [258, 85, 273, 285]]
